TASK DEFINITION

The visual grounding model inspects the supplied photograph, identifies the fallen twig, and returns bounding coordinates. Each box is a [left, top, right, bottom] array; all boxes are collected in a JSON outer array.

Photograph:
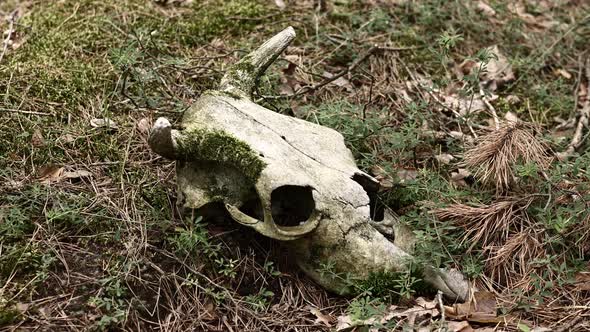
[[558, 58, 590, 160], [261, 45, 418, 100], [292, 45, 380, 97], [0, 10, 18, 64], [0, 108, 53, 116], [480, 89, 500, 129], [554, 310, 588, 332], [436, 291, 445, 332]]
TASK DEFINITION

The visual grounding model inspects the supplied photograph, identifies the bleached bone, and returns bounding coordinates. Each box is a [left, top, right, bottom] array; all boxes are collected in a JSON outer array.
[[149, 27, 470, 301]]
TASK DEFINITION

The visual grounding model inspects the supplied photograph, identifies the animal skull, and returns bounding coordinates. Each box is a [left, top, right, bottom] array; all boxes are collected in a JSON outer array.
[[149, 27, 470, 301]]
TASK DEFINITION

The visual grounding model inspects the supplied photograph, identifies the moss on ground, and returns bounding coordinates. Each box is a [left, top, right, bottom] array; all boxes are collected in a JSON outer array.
[[0, 0, 269, 114]]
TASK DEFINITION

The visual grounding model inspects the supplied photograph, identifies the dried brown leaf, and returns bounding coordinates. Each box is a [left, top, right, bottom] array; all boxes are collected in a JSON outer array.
[[203, 301, 218, 321], [505, 95, 521, 105], [397, 168, 418, 183], [447, 321, 473, 332], [323, 71, 353, 91], [436, 153, 455, 164], [31, 128, 45, 147], [415, 297, 438, 310], [480, 46, 515, 91], [508, 3, 564, 30], [473, 291, 496, 314], [306, 306, 333, 327], [443, 94, 486, 116], [574, 271, 590, 291], [15, 303, 29, 313], [371, 165, 394, 189], [335, 315, 353, 331], [37, 165, 92, 184], [444, 291, 499, 323], [57, 133, 76, 144], [336, 300, 438, 331], [38, 165, 64, 184], [504, 111, 519, 123]]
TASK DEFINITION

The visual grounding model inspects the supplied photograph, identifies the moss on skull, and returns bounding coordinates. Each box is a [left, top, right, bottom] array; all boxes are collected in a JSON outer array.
[[221, 54, 258, 96], [175, 128, 266, 183]]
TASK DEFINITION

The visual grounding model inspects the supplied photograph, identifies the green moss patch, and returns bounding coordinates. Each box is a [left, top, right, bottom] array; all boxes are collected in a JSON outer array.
[[176, 128, 266, 182]]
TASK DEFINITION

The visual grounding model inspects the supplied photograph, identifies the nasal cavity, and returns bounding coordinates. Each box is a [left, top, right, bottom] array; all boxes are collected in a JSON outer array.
[[352, 173, 384, 222], [271, 185, 315, 227]]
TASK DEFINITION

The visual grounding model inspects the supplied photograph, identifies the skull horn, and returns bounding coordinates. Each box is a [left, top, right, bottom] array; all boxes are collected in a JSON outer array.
[[148, 117, 180, 160], [220, 26, 296, 98]]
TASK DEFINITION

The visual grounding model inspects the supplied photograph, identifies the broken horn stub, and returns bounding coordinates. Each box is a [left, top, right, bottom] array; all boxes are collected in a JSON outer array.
[[148, 117, 177, 160]]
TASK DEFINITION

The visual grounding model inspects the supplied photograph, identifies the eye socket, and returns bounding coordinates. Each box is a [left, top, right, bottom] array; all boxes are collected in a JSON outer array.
[[352, 173, 384, 222], [271, 185, 315, 227]]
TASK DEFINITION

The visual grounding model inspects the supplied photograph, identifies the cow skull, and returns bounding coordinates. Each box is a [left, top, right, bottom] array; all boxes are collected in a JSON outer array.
[[149, 27, 470, 301]]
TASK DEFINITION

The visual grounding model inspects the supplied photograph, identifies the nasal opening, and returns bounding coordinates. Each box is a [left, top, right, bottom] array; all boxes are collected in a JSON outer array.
[[239, 196, 264, 221], [352, 173, 384, 222]]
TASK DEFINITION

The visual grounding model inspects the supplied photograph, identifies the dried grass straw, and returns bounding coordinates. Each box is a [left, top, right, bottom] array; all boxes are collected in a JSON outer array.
[[464, 123, 552, 193]]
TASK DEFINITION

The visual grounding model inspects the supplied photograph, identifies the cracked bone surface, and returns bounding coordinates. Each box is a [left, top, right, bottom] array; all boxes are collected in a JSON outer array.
[[149, 27, 470, 301]]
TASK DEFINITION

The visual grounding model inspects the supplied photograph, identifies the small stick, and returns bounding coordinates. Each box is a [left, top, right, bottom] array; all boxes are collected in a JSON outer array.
[[0, 10, 17, 64], [480, 89, 500, 129], [559, 58, 590, 159], [261, 45, 418, 100], [554, 311, 587, 332], [0, 108, 53, 116], [292, 45, 381, 97], [436, 290, 445, 331], [293, 45, 419, 97]]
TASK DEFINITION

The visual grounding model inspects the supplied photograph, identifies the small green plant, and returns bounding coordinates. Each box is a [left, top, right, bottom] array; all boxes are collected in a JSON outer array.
[[215, 258, 238, 279], [0, 307, 21, 326], [318, 261, 432, 302], [203, 286, 228, 305], [168, 215, 244, 279], [263, 261, 281, 277], [244, 288, 274, 312], [346, 296, 387, 322], [168, 216, 218, 256], [436, 29, 463, 59], [88, 275, 129, 329], [317, 261, 357, 290], [461, 255, 485, 279]]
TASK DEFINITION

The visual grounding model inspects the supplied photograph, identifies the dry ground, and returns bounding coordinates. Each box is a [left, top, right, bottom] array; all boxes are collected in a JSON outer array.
[[1, 0, 590, 331]]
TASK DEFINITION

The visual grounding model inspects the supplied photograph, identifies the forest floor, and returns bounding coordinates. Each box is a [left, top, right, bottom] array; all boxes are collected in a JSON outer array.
[[1, 0, 590, 331]]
